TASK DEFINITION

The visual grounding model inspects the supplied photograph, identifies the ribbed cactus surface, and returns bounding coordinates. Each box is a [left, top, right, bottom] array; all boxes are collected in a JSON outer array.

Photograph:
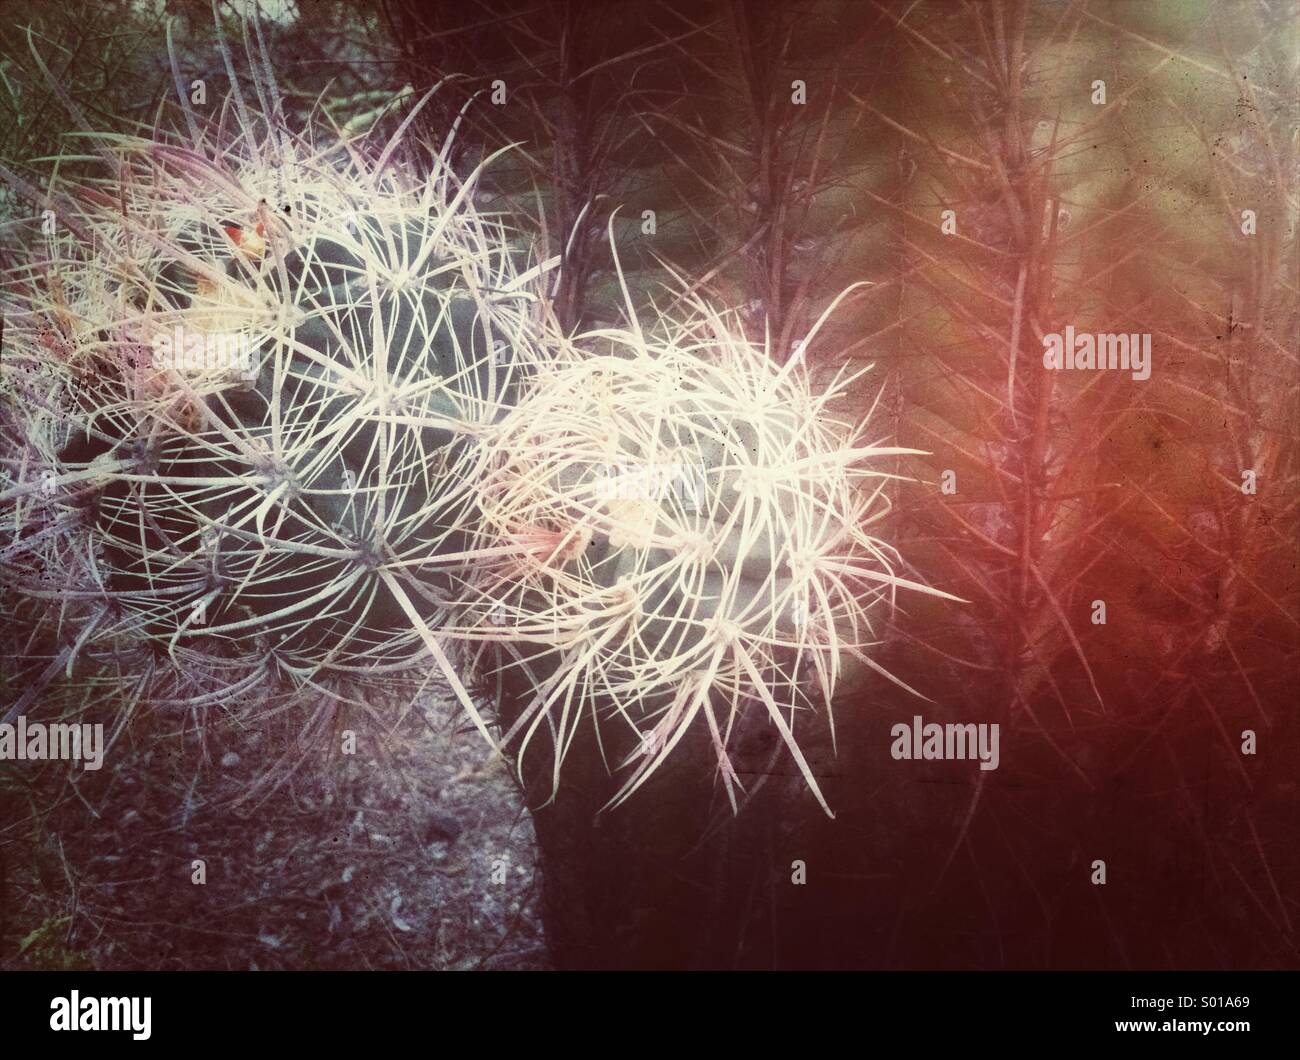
[[3, 125, 543, 691]]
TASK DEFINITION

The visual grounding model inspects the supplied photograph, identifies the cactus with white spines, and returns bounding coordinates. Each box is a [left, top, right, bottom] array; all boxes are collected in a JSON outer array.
[[448, 273, 959, 814], [1, 33, 947, 816], [0, 76, 546, 705]]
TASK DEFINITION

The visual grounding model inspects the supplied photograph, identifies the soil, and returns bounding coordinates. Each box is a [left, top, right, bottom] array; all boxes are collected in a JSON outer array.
[[0, 681, 549, 971]]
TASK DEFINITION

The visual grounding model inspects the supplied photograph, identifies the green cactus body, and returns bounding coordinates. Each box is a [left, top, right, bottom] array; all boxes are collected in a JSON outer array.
[[455, 304, 953, 814], [4, 131, 543, 694]]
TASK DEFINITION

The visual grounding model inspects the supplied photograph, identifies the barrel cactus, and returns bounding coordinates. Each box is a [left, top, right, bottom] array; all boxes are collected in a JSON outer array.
[[0, 83, 546, 704], [452, 280, 958, 814]]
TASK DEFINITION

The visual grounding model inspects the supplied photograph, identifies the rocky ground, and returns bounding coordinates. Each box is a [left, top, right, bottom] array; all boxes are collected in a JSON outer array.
[[0, 678, 549, 971]]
